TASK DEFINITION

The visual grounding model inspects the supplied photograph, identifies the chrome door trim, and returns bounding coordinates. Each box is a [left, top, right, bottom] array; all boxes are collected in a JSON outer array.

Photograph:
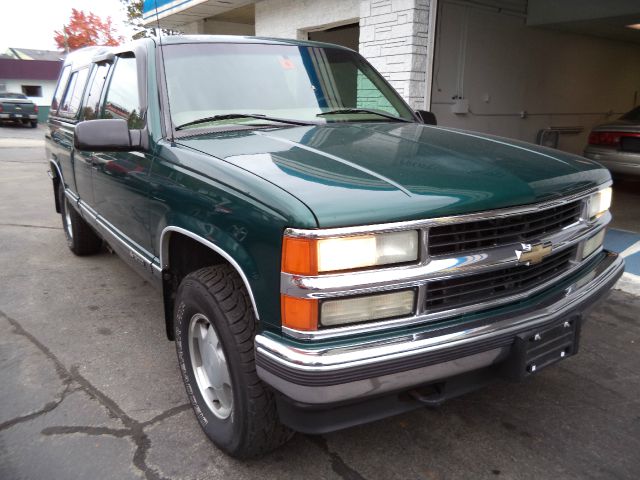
[[64, 188, 80, 203], [64, 189, 158, 283], [159, 226, 260, 320], [71, 194, 155, 261]]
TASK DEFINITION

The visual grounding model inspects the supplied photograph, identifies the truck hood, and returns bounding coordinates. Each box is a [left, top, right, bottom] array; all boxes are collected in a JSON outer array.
[[177, 123, 609, 227]]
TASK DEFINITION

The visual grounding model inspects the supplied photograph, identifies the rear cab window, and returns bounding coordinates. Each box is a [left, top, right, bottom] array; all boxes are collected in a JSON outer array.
[[58, 68, 90, 119], [82, 63, 111, 120], [50, 65, 71, 113]]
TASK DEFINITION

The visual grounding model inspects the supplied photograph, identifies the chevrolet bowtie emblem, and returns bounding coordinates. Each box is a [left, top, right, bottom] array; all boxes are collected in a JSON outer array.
[[515, 242, 552, 265]]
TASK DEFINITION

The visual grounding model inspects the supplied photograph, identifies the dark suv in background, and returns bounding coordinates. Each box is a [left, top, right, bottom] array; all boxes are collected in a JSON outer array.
[[0, 92, 38, 127]]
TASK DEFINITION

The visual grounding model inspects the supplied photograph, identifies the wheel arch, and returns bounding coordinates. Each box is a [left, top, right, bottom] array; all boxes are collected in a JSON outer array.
[[159, 226, 261, 340], [49, 160, 64, 213]]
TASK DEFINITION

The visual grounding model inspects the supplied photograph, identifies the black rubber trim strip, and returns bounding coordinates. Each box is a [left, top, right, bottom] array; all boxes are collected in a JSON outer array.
[[274, 367, 498, 434]]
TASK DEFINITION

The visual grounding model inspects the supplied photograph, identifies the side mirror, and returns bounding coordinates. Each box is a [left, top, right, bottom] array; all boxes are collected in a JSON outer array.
[[415, 110, 437, 125], [74, 119, 145, 152]]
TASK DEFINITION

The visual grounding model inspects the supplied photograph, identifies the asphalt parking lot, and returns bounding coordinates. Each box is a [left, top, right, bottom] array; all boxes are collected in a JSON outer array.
[[1, 124, 639, 480]]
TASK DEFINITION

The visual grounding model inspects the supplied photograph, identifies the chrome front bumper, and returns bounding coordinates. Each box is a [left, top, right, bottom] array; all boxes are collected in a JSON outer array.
[[256, 252, 624, 405]]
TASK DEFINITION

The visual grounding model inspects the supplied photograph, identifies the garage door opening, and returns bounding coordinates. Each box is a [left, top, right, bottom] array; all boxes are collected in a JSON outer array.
[[307, 23, 359, 51], [430, 0, 640, 156]]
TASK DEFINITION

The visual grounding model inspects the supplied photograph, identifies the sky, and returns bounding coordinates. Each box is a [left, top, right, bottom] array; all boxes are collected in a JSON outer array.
[[0, 0, 135, 52]]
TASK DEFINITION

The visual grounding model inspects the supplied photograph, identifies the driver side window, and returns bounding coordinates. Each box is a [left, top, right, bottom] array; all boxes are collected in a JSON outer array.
[[100, 55, 144, 129]]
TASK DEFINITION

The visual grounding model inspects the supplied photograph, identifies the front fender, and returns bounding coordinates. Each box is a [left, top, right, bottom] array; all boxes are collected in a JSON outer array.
[[147, 148, 317, 332]]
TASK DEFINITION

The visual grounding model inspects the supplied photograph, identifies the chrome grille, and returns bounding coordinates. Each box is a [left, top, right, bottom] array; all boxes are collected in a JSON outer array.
[[424, 247, 577, 313], [428, 200, 582, 256]]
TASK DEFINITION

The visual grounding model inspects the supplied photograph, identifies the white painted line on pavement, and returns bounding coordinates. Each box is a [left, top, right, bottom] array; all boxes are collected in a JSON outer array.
[[619, 240, 640, 259]]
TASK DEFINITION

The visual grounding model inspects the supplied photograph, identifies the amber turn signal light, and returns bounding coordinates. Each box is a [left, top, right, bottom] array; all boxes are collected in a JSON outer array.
[[282, 236, 318, 275], [281, 295, 318, 331]]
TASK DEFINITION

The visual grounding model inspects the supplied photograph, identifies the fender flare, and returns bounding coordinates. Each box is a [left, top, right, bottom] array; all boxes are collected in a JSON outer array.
[[49, 160, 64, 183], [160, 226, 261, 321], [49, 160, 65, 213]]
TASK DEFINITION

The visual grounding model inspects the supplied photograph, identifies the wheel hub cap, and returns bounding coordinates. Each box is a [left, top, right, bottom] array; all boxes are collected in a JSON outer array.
[[189, 313, 233, 419]]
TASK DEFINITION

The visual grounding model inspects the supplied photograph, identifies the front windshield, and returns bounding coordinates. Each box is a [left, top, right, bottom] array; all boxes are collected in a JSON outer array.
[[163, 42, 416, 129]]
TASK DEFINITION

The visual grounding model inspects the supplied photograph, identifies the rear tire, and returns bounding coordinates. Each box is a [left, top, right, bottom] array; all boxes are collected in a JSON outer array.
[[174, 264, 292, 458], [30, 120, 37, 128], [58, 185, 102, 255]]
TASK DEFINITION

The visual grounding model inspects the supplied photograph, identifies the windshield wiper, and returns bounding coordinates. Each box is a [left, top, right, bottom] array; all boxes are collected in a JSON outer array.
[[175, 113, 313, 131], [316, 108, 411, 122]]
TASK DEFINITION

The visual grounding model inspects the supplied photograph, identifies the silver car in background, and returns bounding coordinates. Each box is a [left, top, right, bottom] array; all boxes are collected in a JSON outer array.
[[584, 107, 640, 176]]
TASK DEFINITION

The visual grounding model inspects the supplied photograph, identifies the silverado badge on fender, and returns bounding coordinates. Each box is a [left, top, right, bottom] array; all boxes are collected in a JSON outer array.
[[516, 242, 553, 265]]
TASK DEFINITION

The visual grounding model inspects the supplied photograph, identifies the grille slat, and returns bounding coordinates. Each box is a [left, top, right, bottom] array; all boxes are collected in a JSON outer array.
[[428, 200, 582, 256], [424, 248, 575, 313], [431, 218, 572, 249], [426, 256, 569, 302], [426, 254, 570, 301], [428, 202, 581, 239]]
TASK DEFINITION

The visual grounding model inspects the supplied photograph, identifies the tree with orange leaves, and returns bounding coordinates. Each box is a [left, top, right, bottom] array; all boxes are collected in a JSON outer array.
[[54, 9, 123, 52]]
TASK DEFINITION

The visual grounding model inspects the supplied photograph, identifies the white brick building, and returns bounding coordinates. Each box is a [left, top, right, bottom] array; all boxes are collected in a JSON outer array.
[[143, 0, 640, 154]]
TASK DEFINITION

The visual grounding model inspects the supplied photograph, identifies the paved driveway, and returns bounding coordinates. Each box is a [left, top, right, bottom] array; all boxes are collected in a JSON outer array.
[[1, 124, 639, 480]]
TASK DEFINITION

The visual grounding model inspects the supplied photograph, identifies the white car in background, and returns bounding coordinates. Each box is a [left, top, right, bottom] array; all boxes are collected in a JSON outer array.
[[585, 107, 640, 176]]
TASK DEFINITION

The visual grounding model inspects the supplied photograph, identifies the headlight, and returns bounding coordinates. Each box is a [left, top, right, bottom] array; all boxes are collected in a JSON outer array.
[[321, 290, 415, 326], [282, 230, 419, 275], [281, 289, 416, 331], [582, 229, 606, 259], [588, 187, 612, 219]]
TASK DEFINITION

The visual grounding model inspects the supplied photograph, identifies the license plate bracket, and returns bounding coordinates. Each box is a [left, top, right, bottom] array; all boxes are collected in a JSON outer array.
[[502, 316, 581, 381]]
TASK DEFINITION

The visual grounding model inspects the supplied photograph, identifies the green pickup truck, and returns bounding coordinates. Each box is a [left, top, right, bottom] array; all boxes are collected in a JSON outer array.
[[45, 36, 624, 458], [0, 92, 38, 127]]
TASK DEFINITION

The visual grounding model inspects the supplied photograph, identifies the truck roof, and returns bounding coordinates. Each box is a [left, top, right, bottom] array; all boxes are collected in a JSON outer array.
[[62, 35, 354, 68], [158, 34, 354, 51]]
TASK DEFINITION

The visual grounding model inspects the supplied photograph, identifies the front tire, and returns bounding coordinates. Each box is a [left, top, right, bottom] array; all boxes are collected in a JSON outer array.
[[174, 264, 292, 458], [58, 185, 102, 255]]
